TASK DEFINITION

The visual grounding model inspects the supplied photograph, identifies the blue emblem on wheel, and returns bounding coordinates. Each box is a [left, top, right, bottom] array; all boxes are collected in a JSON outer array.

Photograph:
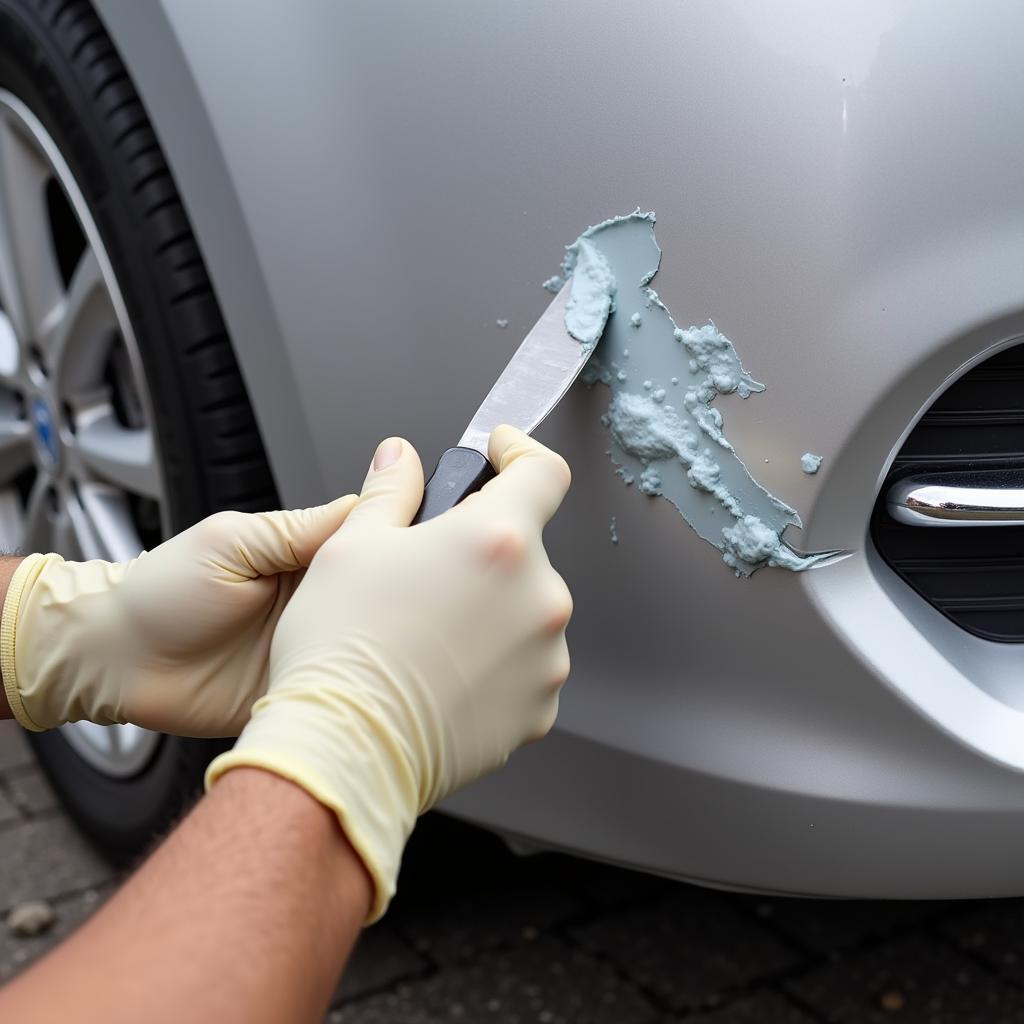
[[30, 395, 59, 465]]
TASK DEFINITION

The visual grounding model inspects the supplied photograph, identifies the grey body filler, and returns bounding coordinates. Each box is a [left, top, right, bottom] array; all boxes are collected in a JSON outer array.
[[560, 211, 841, 575]]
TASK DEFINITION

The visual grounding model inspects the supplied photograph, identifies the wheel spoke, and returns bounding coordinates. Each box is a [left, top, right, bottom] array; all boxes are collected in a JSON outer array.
[[44, 247, 116, 389], [0, 415, 32, 483], [0, 111, 62, 344], [66, 721, 116, 756], [106, 723, 123, 756], [73, 411, 162, 501], [74, 483, 142, 563], [52, 493, 87, 561], [116, 724, 151, 754], [21, 473, 53, 553], [0, 487, 22, 544], [0, 309, 21, 385]]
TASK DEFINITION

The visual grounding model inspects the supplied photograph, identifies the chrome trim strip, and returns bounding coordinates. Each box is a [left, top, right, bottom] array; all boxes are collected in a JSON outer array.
[[887, 471, 1024, 526]]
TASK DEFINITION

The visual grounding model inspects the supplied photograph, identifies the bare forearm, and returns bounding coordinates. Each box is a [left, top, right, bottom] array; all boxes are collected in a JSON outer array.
[[0, 767, 372, 1023], [0, 554, 25, 720]]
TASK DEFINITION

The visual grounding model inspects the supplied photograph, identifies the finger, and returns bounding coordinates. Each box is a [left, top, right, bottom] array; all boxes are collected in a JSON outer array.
[[479, 425, 572, 526], [339, 436, 425, 533], [218, 495, 359, 577]]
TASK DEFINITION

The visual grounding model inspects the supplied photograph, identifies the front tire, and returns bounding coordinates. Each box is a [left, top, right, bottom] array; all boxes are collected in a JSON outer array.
[[0, 0, 278, 861]]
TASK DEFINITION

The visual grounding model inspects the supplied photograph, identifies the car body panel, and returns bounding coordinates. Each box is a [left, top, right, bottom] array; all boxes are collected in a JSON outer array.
[[95, 0, 1024, 895]]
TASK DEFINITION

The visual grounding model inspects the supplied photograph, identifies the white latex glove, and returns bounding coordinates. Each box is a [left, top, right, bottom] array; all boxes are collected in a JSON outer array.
[[1, 496, 358, 736], [206, 427, 573, 921]]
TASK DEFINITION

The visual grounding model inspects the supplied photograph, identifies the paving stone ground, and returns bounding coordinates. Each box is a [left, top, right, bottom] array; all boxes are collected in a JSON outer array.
[[2, 720, 1024, 1022]]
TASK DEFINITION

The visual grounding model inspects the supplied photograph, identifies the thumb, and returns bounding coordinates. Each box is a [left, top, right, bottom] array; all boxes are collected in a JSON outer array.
[[214, 494, 359, 578], [477, 425, 572, 526], [340, 437, 425, 533]]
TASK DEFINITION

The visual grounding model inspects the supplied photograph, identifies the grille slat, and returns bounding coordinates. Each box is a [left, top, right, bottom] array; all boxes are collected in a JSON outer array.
[[871, 342, 1024, 643]]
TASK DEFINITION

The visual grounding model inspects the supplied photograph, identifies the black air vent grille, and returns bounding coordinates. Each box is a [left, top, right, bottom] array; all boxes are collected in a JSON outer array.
[[871, 343, 1024, 643]]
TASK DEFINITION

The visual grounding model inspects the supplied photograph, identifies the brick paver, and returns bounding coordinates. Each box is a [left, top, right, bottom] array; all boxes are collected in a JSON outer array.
[[685, 992, 817, 1024], [942, 900, 1024, 982], [3, 719, 1024, 1023], [390, 817, 584, 967], [332, 938, 661, 1024], [788, 933, 1024, 1023], [571, 889, 799, 1013], [0, 886, 111, 983], [754, 896, 943, 957], [5, 766, 60, 817], [0, 816, 114, 908], [0, 722, 33, 773], [0, 787, 18, 828], [335, 925, 429, 1004]]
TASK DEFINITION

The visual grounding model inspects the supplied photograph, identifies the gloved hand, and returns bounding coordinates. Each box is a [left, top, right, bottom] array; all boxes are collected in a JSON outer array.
[[1, 496, 358, 736], [206, 427, 573, 921]]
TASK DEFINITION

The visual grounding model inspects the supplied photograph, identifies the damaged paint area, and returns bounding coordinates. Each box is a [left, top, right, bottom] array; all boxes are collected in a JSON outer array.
[[560, 210, 839, 575]]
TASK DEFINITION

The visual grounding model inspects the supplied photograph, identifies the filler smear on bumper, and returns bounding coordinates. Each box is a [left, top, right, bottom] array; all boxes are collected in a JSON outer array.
[[554, 210, 841, 576]]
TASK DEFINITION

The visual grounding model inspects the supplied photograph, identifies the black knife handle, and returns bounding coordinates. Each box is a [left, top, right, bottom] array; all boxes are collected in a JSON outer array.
[[412, 447, 496, 524]]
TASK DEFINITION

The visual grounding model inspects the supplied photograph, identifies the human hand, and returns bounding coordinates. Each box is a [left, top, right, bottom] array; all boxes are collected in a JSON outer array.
[[206, 427, 573, 920], [2, 496, 357, 735]]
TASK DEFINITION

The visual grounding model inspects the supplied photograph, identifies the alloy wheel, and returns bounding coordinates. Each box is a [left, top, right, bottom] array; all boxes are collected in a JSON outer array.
[[0, 89, 164, 778]]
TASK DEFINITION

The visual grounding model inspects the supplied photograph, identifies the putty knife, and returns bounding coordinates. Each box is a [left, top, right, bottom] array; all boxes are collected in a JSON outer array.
[[412, 282, 588, 523]]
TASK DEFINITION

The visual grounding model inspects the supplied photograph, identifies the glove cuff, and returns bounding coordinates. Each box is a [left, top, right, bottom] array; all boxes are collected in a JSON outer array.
[[205, 690, 420, 924], [4, 555, 130, 730], [1, 553, 60, 731]]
